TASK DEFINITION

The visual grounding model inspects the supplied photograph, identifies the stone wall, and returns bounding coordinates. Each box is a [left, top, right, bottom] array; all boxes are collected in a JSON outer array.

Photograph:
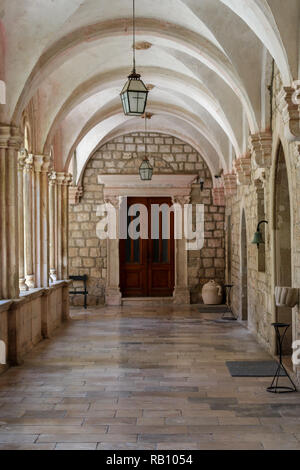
[[226, 176, 273, 349], [69, 132, 225, 305], [224, 75, 300, 377]]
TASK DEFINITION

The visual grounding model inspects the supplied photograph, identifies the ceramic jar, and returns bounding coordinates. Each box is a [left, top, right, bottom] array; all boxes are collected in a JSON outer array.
[[202, 280, 223, 305]]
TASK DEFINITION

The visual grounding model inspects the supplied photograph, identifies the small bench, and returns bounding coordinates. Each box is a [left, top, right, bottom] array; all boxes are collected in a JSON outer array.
[[69, 275, 88, 309]]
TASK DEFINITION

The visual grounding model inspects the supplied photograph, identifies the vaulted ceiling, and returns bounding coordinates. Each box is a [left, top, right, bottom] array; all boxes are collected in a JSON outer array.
[[0, 0, 299, 182]]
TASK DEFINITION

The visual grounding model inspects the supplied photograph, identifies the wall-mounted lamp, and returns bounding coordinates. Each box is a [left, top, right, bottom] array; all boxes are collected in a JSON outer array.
[[252, 220, 268, 248]]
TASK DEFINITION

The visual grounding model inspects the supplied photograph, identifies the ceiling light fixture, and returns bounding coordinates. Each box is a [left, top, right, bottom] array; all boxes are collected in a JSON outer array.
[[120, 0, 149, 116], [139, 114, 153, 181]]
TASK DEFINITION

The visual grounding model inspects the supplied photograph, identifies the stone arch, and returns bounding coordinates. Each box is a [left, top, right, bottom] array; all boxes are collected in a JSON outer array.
[[43, 68, 241, 159], [219, 0, 292, 85], [78, 131, 214, 188], [273, 140, 293, 356], [11, 18, 257, 133], [66, 104, 228, 185], [69, 130, 224, 306]]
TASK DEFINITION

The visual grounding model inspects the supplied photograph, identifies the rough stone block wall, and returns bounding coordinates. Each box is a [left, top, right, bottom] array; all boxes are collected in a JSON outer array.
[[227, 178, 273, 350], [69, 132, 225, 305], [226, 142, 300, 360]]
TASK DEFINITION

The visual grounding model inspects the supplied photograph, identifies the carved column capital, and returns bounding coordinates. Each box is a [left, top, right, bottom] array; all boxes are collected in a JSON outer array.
[[104, 196, 120, 209], [69, 185, 83, 204], [277, 86, 300, 141], [33, 154, 44, 172], [18, 148, 27, 170], [235, 154, 252, 185], [222, 173, 237, 197], [56, 172, 73, 186], [48, 171, 57, 184], [24, 153, 34, 171], [64, 173, 73, 186], [33, 154, 51, 173], [0, 125, 22, 149], [212, 187, 225, 206], [249, 132, 272, 168], [172, 195, 190, 207]]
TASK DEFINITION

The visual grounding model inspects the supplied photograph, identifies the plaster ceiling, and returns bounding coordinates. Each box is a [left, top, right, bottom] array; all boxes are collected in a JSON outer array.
[[0, 0, 299, 180]]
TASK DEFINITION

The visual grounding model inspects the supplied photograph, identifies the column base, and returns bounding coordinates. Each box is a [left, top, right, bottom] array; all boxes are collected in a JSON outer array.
[[173, 287, 190, 305], [50, 269, 57, 283], [25, 275, 35, 289], [105, 288, 122, 306], [19, 278, 28, 292]]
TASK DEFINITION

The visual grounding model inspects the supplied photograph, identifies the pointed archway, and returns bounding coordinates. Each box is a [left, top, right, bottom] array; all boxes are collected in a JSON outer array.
[[274, 143, 293, 356], [241, 209, 248, 321]]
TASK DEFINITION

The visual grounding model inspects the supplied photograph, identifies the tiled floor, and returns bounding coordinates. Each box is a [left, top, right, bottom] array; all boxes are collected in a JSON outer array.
[[0, 305, 300, 450]]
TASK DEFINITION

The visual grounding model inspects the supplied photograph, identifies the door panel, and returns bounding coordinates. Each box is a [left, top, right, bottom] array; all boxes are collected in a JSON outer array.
[[120, 197, 174, 297], [119, 198, 148, 297], [147, 197, 174, 297]]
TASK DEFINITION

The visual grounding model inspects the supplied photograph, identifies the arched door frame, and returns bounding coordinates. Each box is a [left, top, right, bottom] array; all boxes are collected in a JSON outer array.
[[270, 132, 295, 356], [240, 206, 248, 321]]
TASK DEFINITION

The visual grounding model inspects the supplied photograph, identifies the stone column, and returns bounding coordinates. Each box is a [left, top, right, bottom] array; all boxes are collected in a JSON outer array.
[[49, 172, 57, 282], [62, 174, 72, 280], [33, 155, 51, 288], [41, 157, 51, 287], [0, 125, 21, 299], [56, 173, 63, 281], [105, 196, 122, 306], [33, 155, 43, 288], [172, 196, 191, 304], [56, 173, 72, 280], [18, 149, 27, 291], [24, 153, 35, 289]]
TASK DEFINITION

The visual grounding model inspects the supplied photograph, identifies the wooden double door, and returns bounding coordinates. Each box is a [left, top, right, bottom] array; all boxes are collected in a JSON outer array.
[[120, 197, 175, 297]]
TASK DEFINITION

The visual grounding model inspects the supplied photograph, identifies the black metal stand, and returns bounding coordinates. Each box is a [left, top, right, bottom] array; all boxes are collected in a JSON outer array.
[[222, 284, 236, 320], [267, 322, 297, 394], [69, 275, 88, 309]]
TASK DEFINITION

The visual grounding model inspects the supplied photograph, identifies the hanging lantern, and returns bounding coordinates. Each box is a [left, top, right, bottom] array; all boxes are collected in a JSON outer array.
[[139, 113, 153, 180], [120, 0, 149, 116], [139, 156, 153, 181], [120, 71, 149, 116]]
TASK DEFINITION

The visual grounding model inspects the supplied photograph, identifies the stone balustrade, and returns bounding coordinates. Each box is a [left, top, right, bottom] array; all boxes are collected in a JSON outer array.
[[0, 281, 71, 367], [0, 125, 72, 373]]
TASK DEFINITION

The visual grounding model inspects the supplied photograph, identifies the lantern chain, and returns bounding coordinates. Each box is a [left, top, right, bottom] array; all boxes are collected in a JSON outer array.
[[133, 0, 136, 73]]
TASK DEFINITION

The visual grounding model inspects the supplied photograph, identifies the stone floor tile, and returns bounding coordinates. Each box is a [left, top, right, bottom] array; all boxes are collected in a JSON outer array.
[[0, 305, 298, 450], [55, 443, 97, 450]]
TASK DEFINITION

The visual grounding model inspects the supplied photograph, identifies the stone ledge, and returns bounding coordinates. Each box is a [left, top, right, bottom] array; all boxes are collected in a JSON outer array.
[[0, 300, 13, 313], [19, 288, 45, 303], [50, 280, 72, 289], [3, 281, 72, 306], [0, 281, 71, 368]]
